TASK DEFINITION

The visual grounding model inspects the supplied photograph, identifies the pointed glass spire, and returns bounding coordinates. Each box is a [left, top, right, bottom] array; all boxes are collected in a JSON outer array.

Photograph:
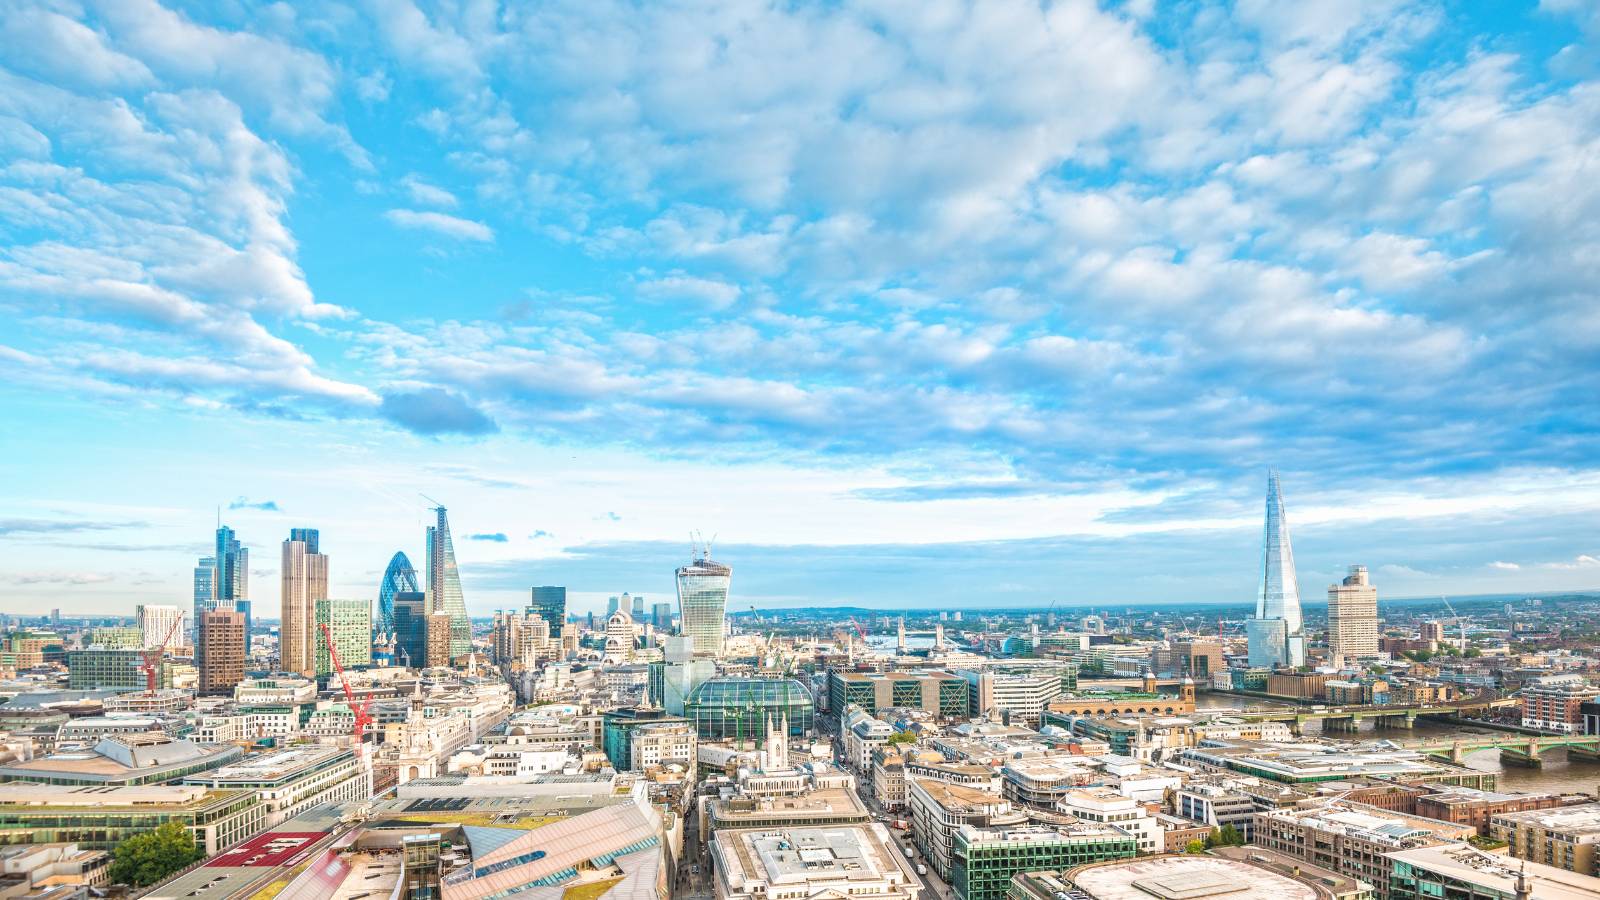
[[427, 506, 472, 660], [379, 551, 420, 635], [1257, 470, 1302, 635]]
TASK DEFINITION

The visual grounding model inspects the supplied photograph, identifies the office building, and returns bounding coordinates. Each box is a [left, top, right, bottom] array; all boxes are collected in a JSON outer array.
[[710, 824, 923, 900], [529, 585, 566, 631], [828, 670, 970, 724], [1328, 565, 1380, 663], [952, 822, 1137, 900], [378, 551, 420, 636], [631, 593, 646, 620], [425, 611, 453, 668], [215, 525, 248, 608], [88, 626, 144, 648], [0, 784, 261, 854], [315, 599, 372, 675], [649, 636, 717, 714], [1025, 855, 1356, 900], [677, 546, 732, 657], [1490, 803, 1600, 876], [960, 668, 1065, 726], [628, 720, 697, 771], [199, 606, 246, 695], [1254, 801, 1473, 897], [68, 646, 165, 690], [651, 600, 672, 629], [235, 598, 252, 638], [392, 592, 427, 668], [600, 707, 690, 770], [0, 733, 242, 786], [1389, 843, 1597, 900], [137, 604, 185, 650], [280, 528, 328, 677], [426, 505, 471, 659], [1248, 470, 1307, 668], [192, 555, 215, 642], [182, 747, 369, 829]]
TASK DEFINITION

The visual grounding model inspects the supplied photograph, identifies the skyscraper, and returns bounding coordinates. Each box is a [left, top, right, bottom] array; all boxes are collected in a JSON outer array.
[[426, 506, 470, 661], [198, 606, 245, 695], [316, 598, 372, 675], [676, 546, 732, 657], [1327, 565, 1379, 665], [280, 528, 328, 677], [215, 526, 248, 603], [192, 556, 215, 645], [379, 552, 421, 636], [392, 591, 427, 668], [1247, 471, 1306, 669], [652, 601, 672, 630], [631, 594, 646, 620], [529, 586, 566, 632]]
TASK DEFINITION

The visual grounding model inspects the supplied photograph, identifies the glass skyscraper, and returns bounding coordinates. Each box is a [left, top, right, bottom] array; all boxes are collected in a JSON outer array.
[[192, 556, 215, 644], [676, 548, 731, 657], [1247, 471, 1306, 669], [379, 551, 421, 636], [214, 526, 247, 603], [426, 506, 471, 660], [529, 585, 566, 632], [316, 598, 372, 675]]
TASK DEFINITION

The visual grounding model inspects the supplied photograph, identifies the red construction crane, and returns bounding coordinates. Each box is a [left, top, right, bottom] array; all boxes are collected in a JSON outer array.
[[847, 617, 870, 641], [139, 616, 185, 695], [319, 623, 374, 755]]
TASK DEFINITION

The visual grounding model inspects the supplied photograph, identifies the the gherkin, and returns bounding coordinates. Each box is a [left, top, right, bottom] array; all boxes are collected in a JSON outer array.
[[378, 551, 420, 635]]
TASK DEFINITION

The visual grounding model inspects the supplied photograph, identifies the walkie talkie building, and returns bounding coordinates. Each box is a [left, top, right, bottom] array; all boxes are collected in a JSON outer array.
[[676, 549, 731, 657]]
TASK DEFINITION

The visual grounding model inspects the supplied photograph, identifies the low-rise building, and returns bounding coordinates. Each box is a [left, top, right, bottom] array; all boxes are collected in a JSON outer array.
[[1415, 786, 1577, 836], [1254, 801, 1474, 898], [1389, 842, 1600, 900], [710, 824, 922, 900], [1521, 674, 1599, 733], [629, 720, 696, 771], [1490, 802, 1600, 877], [842, 707, 894, 772], [1014, 853, 1348, 900], [1175, 778, 1261, 840], [872, 745, 907, 811], [182, 747, 369, 829], [1057, 787, 1161, 854], [907, 776, 1026, 880], [0, 733, 242, 786], [0, 783, 261, 854], [951, 821, 1137, 900]]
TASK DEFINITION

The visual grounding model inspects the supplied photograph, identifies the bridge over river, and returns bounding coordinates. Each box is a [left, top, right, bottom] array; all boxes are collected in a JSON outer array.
[[1205, 689, 1521, 733]]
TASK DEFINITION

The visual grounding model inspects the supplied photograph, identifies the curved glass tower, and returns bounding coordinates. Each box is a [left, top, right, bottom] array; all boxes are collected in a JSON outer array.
[[378, 551, 420, 635], [426, 506, 472, 660], [1247, 470, 1306, 668], [676, 550, 731, 657]]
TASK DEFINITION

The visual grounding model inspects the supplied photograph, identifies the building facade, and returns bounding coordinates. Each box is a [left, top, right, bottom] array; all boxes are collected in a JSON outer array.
[[529, 585, 566, 631], [378, 551, 420, 636], [1521, 675, 1600, 733], [1327, 565, 1380, 664], [676, 549, 732, 657], [199, 607, 246, 695], [684, 676, 815, 742], [279, 528, 328, 677], [315, 598, 372, 675], [951, 823, 1137, 900]]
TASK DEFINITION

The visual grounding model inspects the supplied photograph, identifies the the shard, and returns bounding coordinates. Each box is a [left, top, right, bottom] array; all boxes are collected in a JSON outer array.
[[1247, 470, 1306, 668], [426, 506, 472, 661], [378, 551, 420, 636]]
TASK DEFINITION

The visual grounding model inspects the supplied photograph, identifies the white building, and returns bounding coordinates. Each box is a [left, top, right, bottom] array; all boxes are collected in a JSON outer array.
[[182, 746, 369, 829], [842, 708, 893, 772], [1327, 565, 1380, 664], [136, 604, 186, 649], [710, 824, 922, 900], [1058, 787, 1162, 854]]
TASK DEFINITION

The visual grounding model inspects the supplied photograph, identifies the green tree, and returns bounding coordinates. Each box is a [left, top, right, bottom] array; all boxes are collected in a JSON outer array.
[[1204, 825, 1245, 848], [886, 730, 917, 747], [1463, 647, 1482, 658], [1184, 839, 1206, 854], [109, 822, 204, 887]]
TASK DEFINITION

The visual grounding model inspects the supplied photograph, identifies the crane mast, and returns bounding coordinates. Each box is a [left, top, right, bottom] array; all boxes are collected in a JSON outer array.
[[320, 623, 374, 755]]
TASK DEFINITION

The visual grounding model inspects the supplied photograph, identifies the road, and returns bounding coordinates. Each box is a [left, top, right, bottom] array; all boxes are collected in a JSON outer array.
[[854, 775, 958, 900]]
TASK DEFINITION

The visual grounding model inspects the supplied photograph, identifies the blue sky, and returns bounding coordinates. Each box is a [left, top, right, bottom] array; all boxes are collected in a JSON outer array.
[[2, 0, 1599, 617]]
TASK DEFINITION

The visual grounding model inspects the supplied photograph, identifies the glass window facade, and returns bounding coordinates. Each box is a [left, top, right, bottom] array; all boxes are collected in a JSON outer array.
[[675, 555, 731, 657], [683, 676, 814, 742]]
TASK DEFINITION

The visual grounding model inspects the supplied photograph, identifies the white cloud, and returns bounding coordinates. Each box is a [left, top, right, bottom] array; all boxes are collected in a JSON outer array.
[[635, 275, 741, 310], [384, 209, 494, 242], [400, 174, 458, 208], [1488, 561, 1520, 570]]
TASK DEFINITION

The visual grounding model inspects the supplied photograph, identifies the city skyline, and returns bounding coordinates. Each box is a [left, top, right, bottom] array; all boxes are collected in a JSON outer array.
[[3, 2, 1600, 614]]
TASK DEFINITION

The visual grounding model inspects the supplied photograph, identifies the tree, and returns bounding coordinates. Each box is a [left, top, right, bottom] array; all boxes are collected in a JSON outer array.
[[1464, 647, 1482, 658], [886, 730, 917, 747], [109, 822, 204, 887], [1204, 825, 1245, 848], [1184, 839, 1207, 854]]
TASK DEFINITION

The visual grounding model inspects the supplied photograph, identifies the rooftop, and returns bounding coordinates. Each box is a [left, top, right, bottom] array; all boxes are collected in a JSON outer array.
[[186, 747, 352, 784], [1388, 843, 1600, 900], [1492, 802, 1600, 835], [0, 783, 247, 811], [1063, 855, 1322, 900]]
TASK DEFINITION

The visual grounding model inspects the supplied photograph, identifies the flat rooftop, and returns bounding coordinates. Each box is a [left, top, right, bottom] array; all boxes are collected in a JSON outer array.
[[1492, 801, 1600, 835], [190, 747, 350, 783], [0, 783, 244, 811], [1388, 844, 1600, 900], [1065, 855, 1320, 900]]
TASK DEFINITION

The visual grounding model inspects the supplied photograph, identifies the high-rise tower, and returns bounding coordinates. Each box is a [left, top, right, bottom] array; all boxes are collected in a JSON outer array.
[[426, 506, 471, 661], [379, 551, 421, 636], [676, 542, 731, 657], [280, 528, 328, 676], [529, 586, 566, 633], [1247, 471, 1306, 669], [1327, 565, 1379, 665]]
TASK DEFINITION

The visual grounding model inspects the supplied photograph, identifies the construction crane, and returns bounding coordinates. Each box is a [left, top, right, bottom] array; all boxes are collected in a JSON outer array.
[[139, 616, 185, 695], [320, 623, 375, 756], [1440, 596, 1469, 652]]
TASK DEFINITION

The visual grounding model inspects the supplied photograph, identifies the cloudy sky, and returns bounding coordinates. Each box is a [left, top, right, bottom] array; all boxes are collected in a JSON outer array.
[[2, 0, 1598, 618]]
